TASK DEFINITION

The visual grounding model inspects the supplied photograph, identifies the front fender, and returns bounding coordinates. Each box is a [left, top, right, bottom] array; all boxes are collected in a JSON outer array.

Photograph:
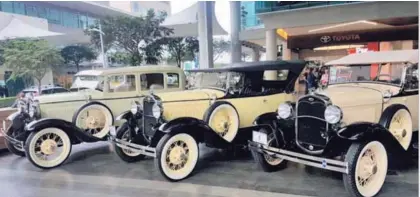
[[323, 122, 404, 157], [116, 110, 133, 121], [7, 111, 21, 121], [160, 117, 231, 148], [26, 118, 102, 143]]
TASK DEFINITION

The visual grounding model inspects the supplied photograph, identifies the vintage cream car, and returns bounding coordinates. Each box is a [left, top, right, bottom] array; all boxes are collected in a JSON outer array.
[[112, 60, 306, 181], [249, 50, 418, 197], [3, 65, 185, 169]]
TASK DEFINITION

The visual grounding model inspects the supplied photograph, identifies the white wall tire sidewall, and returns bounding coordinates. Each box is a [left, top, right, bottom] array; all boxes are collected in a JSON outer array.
[[28, 128, 71, 169], [355, 141, 388, 197], [159, 133, 199, 181], [76, 104, 113, 139], [208, 104, 239, 142]]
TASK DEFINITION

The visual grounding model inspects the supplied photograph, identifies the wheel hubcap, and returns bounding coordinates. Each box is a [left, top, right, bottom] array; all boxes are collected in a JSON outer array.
[[357, 149, 377, 187], [389, 109, 412, 150], [40, 139, 57, 155]]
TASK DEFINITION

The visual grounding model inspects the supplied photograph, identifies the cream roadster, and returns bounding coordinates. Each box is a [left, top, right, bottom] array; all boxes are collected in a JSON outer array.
[[2, 65, 185, 169], [249, 50, 418, 197], [112, 60, 306, 181]]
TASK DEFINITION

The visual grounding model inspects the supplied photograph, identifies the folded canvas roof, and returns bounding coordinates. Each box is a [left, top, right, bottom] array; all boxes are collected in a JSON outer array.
[[326, 50, 419, 65]]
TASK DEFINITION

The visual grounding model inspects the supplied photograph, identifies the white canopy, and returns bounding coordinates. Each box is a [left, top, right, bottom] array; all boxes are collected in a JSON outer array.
[[326, 50, 419, 65], [0, 17, 63, 40], [161, 3, 227, 37]]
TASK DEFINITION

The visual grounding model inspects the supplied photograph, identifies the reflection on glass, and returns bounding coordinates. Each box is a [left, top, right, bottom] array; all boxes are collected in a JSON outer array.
[[188, 72, 244, 91]]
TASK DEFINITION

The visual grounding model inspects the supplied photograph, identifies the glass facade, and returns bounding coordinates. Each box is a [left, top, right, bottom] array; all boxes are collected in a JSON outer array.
[[0, 1, 98, 29], [240, 1, 359, 30]]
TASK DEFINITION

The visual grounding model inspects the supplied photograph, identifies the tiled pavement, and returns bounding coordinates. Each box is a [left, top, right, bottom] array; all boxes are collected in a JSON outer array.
[[0, 142, 417, 197]]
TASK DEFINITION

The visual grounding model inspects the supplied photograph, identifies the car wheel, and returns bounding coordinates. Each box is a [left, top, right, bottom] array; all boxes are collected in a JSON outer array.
[[25, 128, 72, 169], [155, 132, 199, 181], [73, 102, 113, 139], [343, 141, 388, 197], [388, 108, 413, 150], [204, 102, 239, 142], [251, 129, 287, 172], [114, 122, 146, 163], [5, 127, 25, 157]]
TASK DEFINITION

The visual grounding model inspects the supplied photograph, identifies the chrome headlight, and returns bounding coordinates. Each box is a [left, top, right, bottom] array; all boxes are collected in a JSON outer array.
[[130, 103, 138, 114], [277, 103, 293, 119], [152, 103, 162, 119], [324, 105, 342, 124], [29, 107, 35, 117]]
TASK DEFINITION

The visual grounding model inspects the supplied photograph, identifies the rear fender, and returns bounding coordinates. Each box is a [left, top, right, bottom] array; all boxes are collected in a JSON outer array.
[[323, 122, 403, 157], [159, 117, 231, 148], [25, 118, 102, 143]]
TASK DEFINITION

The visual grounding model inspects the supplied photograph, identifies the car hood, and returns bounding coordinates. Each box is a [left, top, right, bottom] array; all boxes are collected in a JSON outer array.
[[316, 84, 384, 107], [154, 88, 226, 102], [36, 90, 97, 104]]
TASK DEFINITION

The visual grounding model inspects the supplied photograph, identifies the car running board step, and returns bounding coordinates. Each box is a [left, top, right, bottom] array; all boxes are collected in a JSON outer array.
[[114, 138, 156, 157], [249, 141, 348, 174]]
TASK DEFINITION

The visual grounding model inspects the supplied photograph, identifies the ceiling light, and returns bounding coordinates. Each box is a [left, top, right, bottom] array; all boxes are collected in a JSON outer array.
[[314, 45, 366, 51], [309, 20, 378, 33]]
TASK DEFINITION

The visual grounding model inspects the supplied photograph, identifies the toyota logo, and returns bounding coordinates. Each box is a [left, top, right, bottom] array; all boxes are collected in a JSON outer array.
[[320, 36, 331, 43]]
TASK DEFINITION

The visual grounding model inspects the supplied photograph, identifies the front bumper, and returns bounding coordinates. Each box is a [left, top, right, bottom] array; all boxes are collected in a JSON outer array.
[[109, 127, 156, 158], [248, 141, 349, 174], [1, 120, 24, 150]]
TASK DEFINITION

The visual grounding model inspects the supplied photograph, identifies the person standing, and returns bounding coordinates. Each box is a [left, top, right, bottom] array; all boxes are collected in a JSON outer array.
[[306, 68, 316, 93]]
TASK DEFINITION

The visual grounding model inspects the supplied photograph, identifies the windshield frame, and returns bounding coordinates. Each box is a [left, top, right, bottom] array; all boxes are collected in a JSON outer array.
[[187, 71, 244, 91], [327, 62, 409, 88], [72, 75, 104, 92]]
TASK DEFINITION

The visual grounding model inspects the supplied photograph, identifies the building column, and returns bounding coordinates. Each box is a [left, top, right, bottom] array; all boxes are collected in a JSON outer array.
[[198, 1, 214, 68], [230, 1, 241, 63], [251, 48, 260, 62], [281, 40, 291, 60], [265, 29, 278, 80]]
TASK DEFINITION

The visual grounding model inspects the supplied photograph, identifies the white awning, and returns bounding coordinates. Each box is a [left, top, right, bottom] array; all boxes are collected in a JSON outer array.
[[326, 50, 419, 65], [0, 17, 63, 40], [161, 3, 227, 37]]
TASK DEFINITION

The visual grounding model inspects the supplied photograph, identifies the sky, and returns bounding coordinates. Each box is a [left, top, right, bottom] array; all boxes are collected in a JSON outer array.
[[170, 1, 231, 35]]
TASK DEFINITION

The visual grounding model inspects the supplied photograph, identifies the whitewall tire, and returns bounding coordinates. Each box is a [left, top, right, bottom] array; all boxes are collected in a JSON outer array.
[[155, 133, 199, 181], [73, 103, 113, 139], [343, 141, 388, 197], [25, 128, 72, 169], [205, 102, 239, 142]]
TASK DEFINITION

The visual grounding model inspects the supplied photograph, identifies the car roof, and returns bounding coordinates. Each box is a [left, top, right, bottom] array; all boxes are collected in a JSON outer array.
[[188, 60, 307, 74], [75, 65, 182, 76], [325, 50, 419, 66]]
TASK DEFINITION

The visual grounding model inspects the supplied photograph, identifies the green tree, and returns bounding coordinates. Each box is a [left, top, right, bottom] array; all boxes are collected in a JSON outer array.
[[61, 45, 97, 72], [85, 10, 173, 66], [1, 39, 64, 93], [213, 39, 231, 61], [184, 37, 199, 61], [166, 37, 186, 67]]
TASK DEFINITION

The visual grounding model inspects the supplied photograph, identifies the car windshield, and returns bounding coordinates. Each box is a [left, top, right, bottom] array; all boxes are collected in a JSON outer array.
[[328, 63, 405, 86], [187, 71, 244, 91], [72, 75, 104, 91]]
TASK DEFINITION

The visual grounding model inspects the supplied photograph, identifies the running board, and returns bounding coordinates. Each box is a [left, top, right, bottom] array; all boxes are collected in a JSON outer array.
[[249, 141, 348, 174], [113, 138, 156, 158]]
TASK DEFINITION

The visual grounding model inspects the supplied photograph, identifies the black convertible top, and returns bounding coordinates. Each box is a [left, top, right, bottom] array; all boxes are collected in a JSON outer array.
[[189, 60, 306, 74]]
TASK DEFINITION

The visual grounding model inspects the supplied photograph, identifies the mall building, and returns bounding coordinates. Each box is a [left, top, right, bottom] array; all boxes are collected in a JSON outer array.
[[239, 1, 418, 64], [0, 1, 170, 89]]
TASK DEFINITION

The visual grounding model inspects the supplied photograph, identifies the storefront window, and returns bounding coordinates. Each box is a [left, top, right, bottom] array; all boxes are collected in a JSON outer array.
[[0, 2, 13, 13], [47, 8, 61, 24], [13, 2, 25, 15], [25, 4, 37, 17], [79, 14, 88, 29]]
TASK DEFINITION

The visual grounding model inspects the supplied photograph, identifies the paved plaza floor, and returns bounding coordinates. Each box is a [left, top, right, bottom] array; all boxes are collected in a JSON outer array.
[[0, 142, 417, 197]]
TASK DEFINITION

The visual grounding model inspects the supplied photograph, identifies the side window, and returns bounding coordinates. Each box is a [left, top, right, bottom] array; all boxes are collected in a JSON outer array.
[[263, 70, 289, 81], [140, 73, 164, 90], [404, 64, 418, 91], [53, 88, 69, 93], [107, 74, 136, 92], [167, 73, 179, 88], [41, 89, 52, 94]]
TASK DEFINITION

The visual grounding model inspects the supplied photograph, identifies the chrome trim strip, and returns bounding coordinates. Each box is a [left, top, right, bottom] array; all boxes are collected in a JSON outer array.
[[250, 142, 348, 174], [114, 138, 156, 157]]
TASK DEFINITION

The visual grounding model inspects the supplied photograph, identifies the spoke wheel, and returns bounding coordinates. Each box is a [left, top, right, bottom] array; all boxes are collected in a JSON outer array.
[[388, 109, 412, 150], [206, 103, 239, 142], [25, 128, 72, 169], [251, 128, 287, 172], [114, 122, 146, 163], [73, 103, 113, 139], [5, 126, 26, 157], [343, 141, 388, 197], [155, 133, 199, 181], [263, 133, 284, 166]]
